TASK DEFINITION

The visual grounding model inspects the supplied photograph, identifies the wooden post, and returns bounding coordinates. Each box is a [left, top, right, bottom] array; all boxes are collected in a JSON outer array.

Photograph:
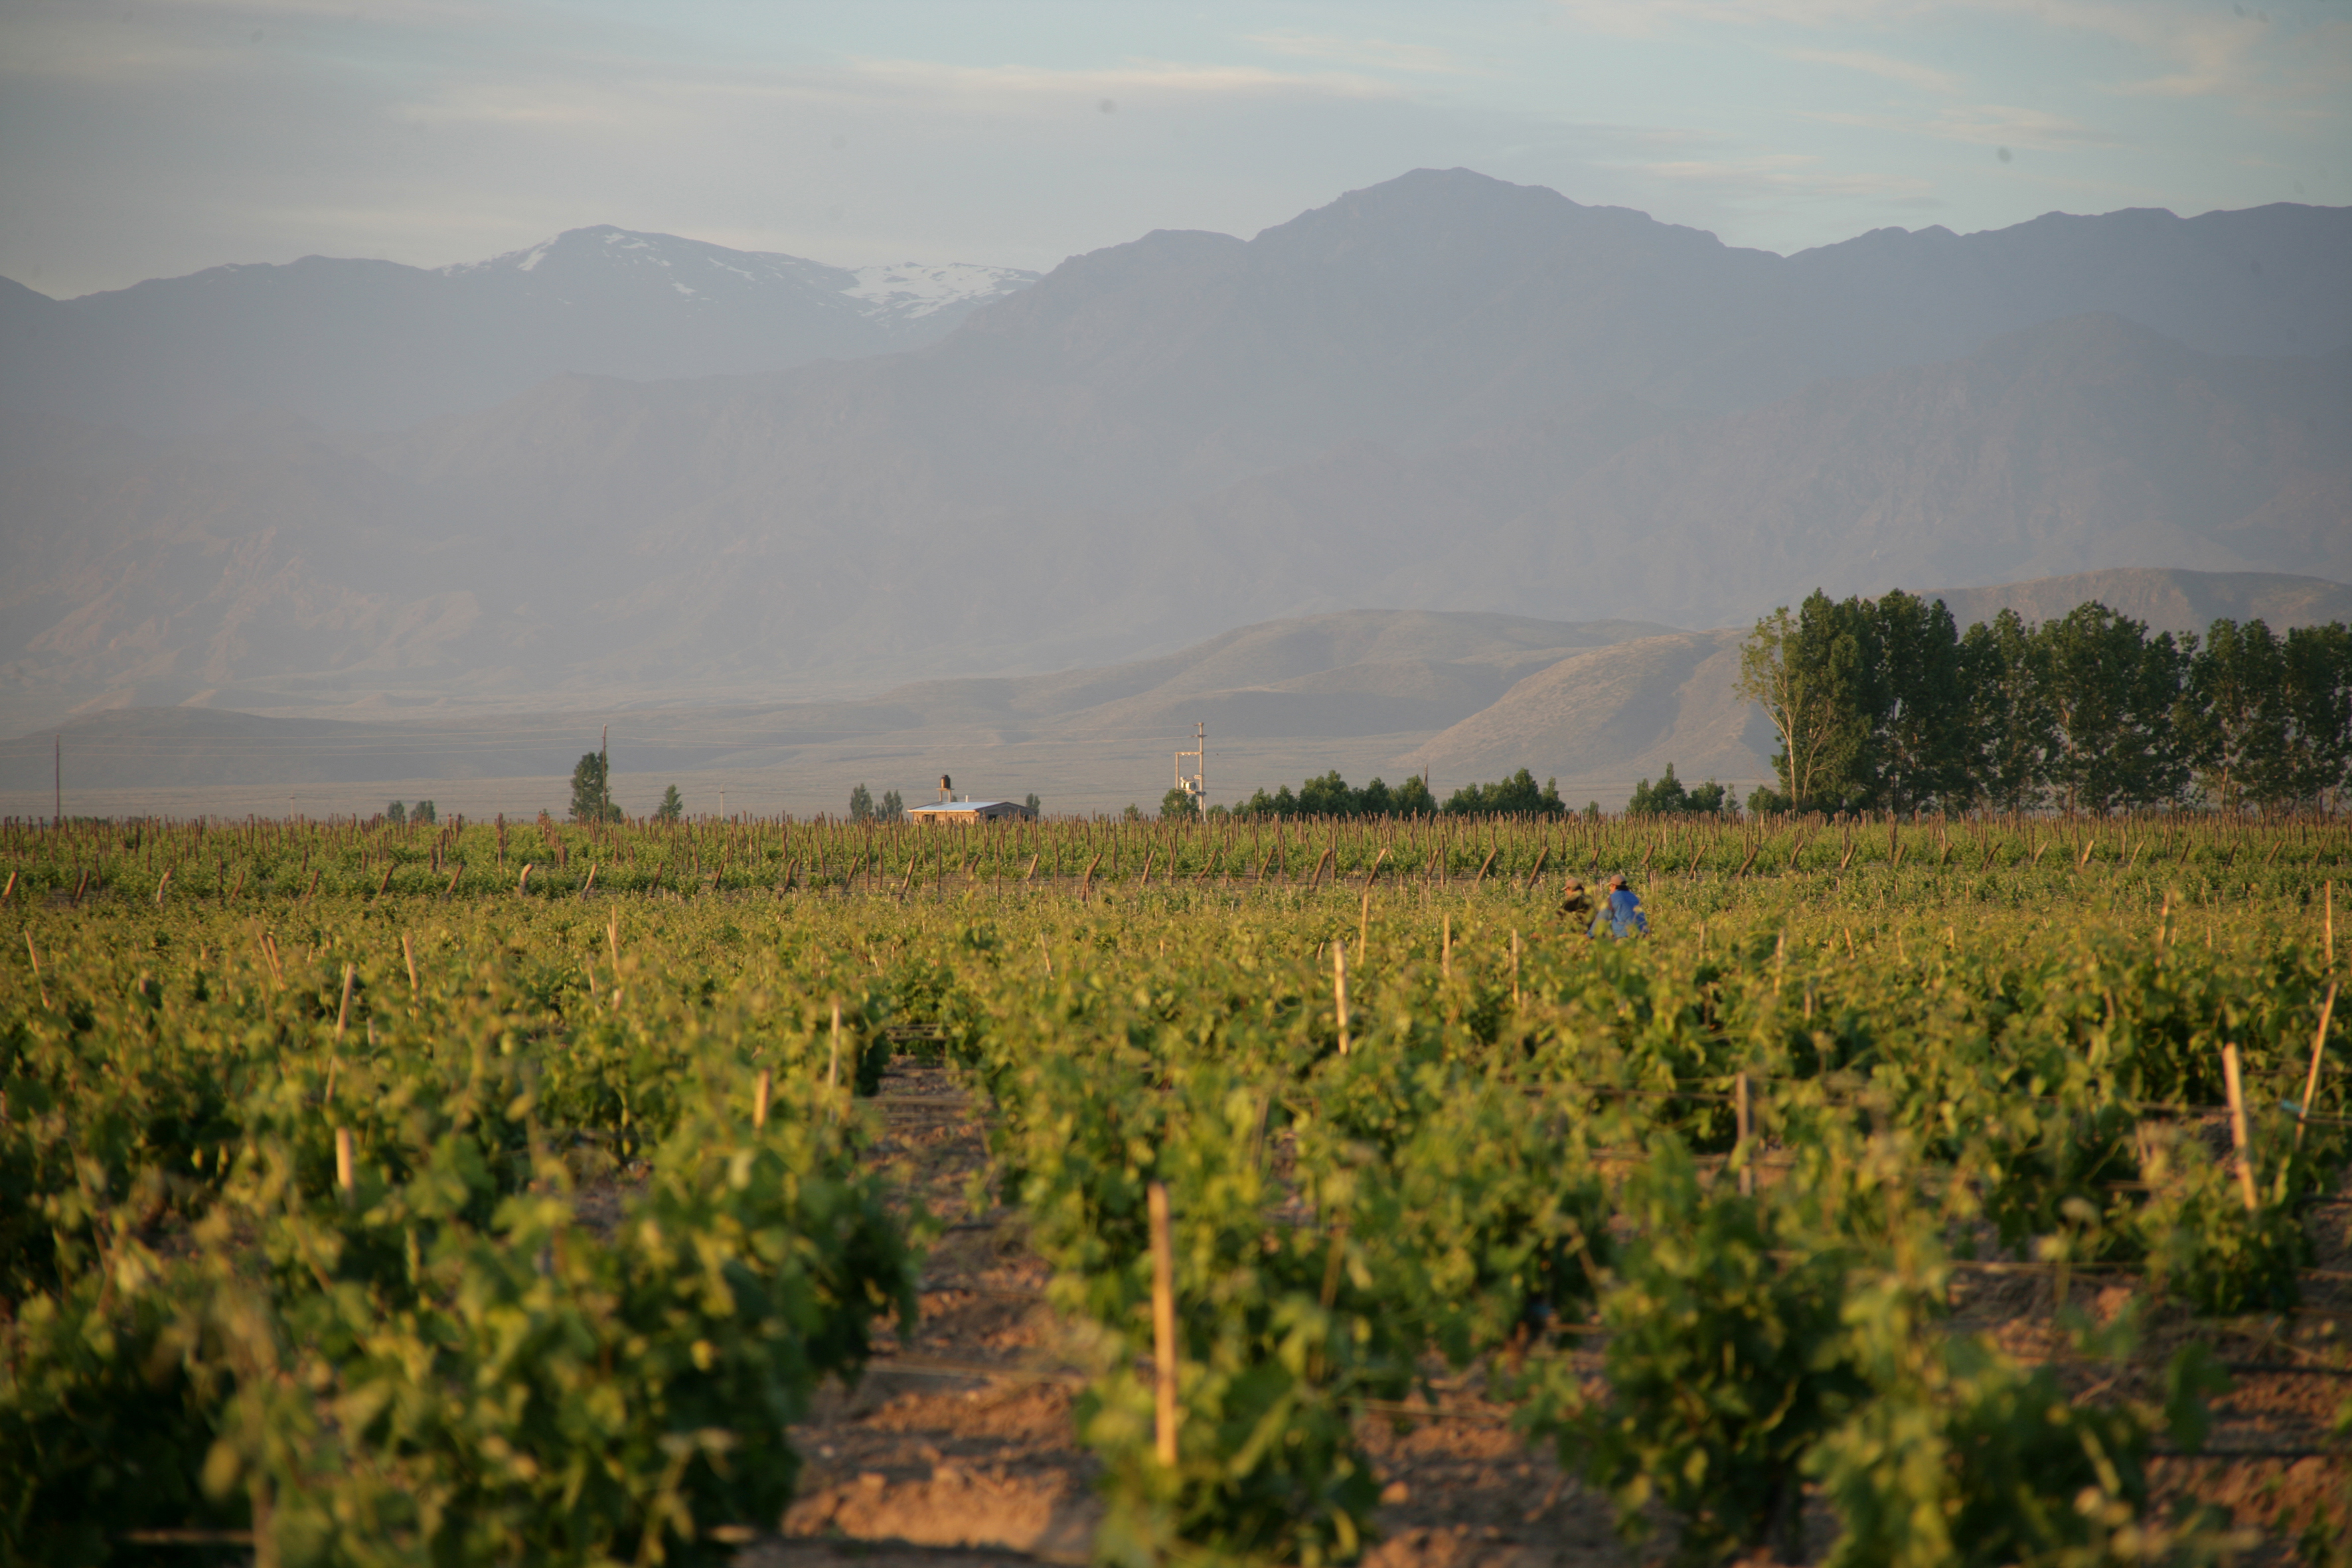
[[402, 933, 418, 999], [334, 1127, 354, 1206], [1079, 853, 1101, 903], [1735, 1071, 1754, 1198], [2296, 982, 2339, 1150], [1334, 939, 1350, 1055], [25, 931, 50, 1008], [1147, 1182, 1179, 1468], [333, 964, 355, 1042], [2222, 1043, 2259, 1212], [828, 1000, 842, 1094], [443, 861, 463, 898], [1359, 846, 1389, 953], [153, 869, 172, 905], [1441, 915, 1450, 981], [753, 1067, 772, 1129], [2327, 880, 2335, 971], [578, 864, 597, 900], [1510, 929, 1521, 1009], [373, 864, 394, 901]]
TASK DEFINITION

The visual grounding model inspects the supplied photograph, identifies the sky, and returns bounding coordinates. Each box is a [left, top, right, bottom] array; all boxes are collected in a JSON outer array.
[[3, 0, 2347, 298]]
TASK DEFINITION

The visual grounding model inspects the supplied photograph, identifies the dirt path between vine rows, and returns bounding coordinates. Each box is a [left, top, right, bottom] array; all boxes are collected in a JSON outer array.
[[740, 1058, 2347, 1568]]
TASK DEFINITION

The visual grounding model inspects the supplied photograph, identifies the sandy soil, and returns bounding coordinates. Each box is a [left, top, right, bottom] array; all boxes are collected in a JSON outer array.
[[736, 1059, 2349, 1567]]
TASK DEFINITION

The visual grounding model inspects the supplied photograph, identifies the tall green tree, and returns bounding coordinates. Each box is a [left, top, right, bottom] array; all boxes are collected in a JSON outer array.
[[848, 783, 876, 823], [2269, 623, 2352, 807], [2039, 605, 2189, 813], [569, 753, 619, 823], [1737, 593, 1876, 813], [1868, 591, 1968, 814], [1957, 609, 2053, 813], [2183, 619, 2286, 811], [654, 784, 684, 823]]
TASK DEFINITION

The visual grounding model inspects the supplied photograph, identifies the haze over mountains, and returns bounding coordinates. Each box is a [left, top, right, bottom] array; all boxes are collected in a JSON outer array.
[[3, 168, 2349, 810], [7, 569, 2345, 821], [0, 226, 1038, 434]]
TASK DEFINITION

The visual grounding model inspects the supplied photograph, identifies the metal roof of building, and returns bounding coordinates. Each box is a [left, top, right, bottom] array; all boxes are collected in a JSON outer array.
[[905, 799, 1022, 814]]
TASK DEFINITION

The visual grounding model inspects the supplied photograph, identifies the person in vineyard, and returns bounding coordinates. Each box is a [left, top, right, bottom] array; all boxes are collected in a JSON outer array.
[[1595, 873, 1648, 939], [1557, 874, 1596, 934]]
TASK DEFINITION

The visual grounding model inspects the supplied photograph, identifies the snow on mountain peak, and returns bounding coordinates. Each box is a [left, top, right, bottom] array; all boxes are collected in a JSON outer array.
[[844, 261, 1039, 321], [428, 228, 1035, 333]]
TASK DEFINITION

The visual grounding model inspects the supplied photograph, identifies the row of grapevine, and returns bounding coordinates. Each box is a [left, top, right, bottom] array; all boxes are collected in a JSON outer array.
[[4, 825, 2345, 1561]]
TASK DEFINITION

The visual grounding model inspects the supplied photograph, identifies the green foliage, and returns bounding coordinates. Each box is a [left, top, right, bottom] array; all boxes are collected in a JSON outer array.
[[1162, 786, 1199, 820], [1, 811, 2343, 1563], [1628, 763, 1729, 816], [1742, 589, 2349, 813], [569, 753, 620, 824], [655, 784, 684, 823], [1234, 772, 1438, 819], [1441, 769, 1565, 817], [848, 783, 875, 823], [1551, 1142, 1866, 1563]]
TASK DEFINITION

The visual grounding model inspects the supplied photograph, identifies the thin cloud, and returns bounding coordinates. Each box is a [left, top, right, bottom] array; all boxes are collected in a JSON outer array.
[[1809, 102, 2116, 150], [1778, 46, 1961, 95], [1244, 31, 1475, 76]]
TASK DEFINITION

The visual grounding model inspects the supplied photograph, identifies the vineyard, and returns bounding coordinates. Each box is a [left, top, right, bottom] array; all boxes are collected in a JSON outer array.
[[3, 809, 2348, 1566]]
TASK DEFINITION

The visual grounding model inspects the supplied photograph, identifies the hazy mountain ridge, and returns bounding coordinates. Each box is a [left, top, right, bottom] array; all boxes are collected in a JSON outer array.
[[6, 576, 2344, 820], [0, 226, 1038, 435], [3, 171, 2349, 736]]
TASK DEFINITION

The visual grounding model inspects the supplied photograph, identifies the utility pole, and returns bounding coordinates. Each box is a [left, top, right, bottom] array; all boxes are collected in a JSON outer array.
[[53, 734, 60, 825], [601, 725, 610, 820], [1174, 722, 1206, 817]]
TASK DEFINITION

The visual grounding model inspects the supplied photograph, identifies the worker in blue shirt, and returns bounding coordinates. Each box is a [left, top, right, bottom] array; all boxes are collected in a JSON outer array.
[[1592, 873, 1648, 939]]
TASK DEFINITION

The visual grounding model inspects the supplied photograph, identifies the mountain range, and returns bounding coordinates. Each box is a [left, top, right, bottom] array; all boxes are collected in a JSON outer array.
[[6, 569, 2345, 821], [0, 226, 1037, 435], [3, 168, 2349, 784]]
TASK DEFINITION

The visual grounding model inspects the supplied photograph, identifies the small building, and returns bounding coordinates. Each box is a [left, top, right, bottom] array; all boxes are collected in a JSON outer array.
[[906, 798, 1034, 825]]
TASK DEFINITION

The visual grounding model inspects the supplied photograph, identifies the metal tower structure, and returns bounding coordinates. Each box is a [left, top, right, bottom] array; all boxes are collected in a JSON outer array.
[[1173, 723, 1206, 816]]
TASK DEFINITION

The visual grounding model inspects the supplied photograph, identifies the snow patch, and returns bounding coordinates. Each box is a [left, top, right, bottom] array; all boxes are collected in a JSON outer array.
[[844, 262, 1038, 321]]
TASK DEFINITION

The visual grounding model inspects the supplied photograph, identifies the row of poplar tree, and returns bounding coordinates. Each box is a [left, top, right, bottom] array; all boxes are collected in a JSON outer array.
[[1736, 592, 2352, 815]]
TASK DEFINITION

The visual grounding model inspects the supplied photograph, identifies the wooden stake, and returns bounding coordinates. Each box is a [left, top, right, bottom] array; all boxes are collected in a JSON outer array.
[[24, 931, 50, 1008], [1334, 939, 1351, 1055], [2327, 880, 2335, 971], [2222, 1043, 2259, 1213], [516, 864, 533, 896], [1441, 915, 1451, 981], [1, 870, 14, 903], [1147, 1182, 1179, 1468], [2296, 982, 2338, 1150], [753, 1067, 772, 1129], [828, 1000, 842, 1093], [607, 911, 621, 975], [1510, 929, 1521, 1009], [1735, 1071, 1754, 1198], [333, 964, 355, 1042], [578, 864, 597, 900], [443, 862, 463, 898], [334, 1127, 354, 1204], [153, 869, 172, 905], [402, 933, 418, 998], [372, 864, 394, 901], [1040, 933, 1054, 979]]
